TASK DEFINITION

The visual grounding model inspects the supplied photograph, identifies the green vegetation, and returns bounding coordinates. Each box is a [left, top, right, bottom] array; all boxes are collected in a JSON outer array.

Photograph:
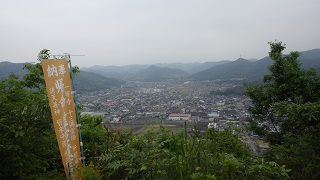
[[0, 52, 64, 179], [210, 85, 245, 96], [0, 57, 289, 179], [245, 40, 320, 179], [99, 126, 289, 179], [2, 42, 319, 179], [81, 115, 107, 164]]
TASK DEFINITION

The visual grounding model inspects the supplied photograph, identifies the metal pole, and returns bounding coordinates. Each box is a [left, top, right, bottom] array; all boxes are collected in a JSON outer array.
[[66, 54, 86, 166]]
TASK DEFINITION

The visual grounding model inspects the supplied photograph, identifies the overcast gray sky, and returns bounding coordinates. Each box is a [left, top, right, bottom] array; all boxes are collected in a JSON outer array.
[[1, 0, 319, 67]]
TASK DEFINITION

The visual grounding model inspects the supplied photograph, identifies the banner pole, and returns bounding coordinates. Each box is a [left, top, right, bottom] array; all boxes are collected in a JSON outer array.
[[66, 54, 86, 166]]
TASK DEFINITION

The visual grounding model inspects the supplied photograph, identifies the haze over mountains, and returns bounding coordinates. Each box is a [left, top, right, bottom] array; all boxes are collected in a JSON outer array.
[[1, 49, 320, 92], [82, 49, 320, 81]]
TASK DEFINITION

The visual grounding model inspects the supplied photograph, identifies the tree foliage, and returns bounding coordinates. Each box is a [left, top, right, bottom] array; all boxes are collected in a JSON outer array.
[[0, 68, 63, 178], [245, 40, 320, 178], [81, 115, 107, 163], [0, 49, 81, 179], [97, 126, 289, 179]]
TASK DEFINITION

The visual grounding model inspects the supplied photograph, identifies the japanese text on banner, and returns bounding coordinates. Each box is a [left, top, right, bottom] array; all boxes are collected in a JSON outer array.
[[42, 59, 81, 179]]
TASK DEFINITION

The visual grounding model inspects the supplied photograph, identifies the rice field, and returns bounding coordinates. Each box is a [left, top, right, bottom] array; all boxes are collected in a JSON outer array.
[[104, 120, 193, 134]]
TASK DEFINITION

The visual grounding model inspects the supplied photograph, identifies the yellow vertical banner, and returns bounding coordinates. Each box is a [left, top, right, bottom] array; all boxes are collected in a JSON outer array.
[[42, 59, 81, 179]]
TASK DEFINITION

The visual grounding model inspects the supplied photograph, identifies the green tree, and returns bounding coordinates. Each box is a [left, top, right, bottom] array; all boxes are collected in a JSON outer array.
[[245, 40, 320, 178], [0, 73, 63, 179], [81, 115, 107, 164], [0, 49, 80, 179]]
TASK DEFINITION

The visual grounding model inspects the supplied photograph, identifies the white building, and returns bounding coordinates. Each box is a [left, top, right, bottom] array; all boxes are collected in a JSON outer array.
[[168, 113, 191, 121]]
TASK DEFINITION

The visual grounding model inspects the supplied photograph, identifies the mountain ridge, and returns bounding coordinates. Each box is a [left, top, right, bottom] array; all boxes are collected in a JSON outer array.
[[191, 49, 320, 81], [2, 48, 320, 83], [0, 61, 124, 93], [130, 65, 189, 81]]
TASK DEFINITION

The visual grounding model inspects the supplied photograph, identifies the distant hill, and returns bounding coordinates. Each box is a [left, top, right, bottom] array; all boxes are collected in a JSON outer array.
[[191, 58, 254, 80], [247, 58, 259, 62], [74, 70, 124, 93], [2, 48, 319, 84], [191, 49, 320, 81], [0, 61, 28, 78], [82, 60, 230, 80], [82, 64, 149, 80], [298, 49, 320, 70], [130, 65, 189, 81], [186, 60, 231, 74], [153, 61, 230, 74], [0, 61, 124, 93], [153, 62, 201, 73]]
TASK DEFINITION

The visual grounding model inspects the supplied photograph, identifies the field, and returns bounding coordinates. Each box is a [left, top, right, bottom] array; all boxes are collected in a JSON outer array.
[[104, 122, 186, 134], [102, 116, 208, 135]]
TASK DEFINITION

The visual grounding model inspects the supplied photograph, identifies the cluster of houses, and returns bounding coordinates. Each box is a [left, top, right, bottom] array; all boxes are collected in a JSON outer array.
[[78, 81, 251, 131]]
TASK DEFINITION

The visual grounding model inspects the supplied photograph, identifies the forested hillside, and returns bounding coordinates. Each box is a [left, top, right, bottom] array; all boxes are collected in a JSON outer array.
[[130, 65, 189, 81], [191, 49, 320, 81], [0, 61, 27, 77], [0, 61, 124, 93], [74, 71, 124, 93]]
